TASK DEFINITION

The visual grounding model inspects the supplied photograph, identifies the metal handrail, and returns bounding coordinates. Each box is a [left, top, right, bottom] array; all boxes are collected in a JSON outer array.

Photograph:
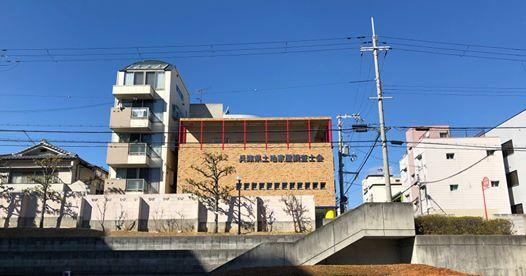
[[128, 142, 150, 156], [125, 179, 147, 192]]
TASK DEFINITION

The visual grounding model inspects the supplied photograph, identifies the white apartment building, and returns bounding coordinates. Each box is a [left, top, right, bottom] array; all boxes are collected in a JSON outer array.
[[361, 174, 402, 203], [105, 60, 190, 194], [399, 130, 512, 217], [482, 109, 526, 214]]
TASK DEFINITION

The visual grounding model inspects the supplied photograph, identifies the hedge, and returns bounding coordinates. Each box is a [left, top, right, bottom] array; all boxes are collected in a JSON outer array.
[[415, 215, 513, 235]]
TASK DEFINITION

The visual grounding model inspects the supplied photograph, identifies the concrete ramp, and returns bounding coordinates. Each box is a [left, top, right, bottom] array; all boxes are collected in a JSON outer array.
[[214, 203, 415, 273]]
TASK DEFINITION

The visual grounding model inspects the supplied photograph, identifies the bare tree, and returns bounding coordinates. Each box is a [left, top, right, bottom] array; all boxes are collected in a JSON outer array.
[[184, 152, 236, 233], [281, 194, 311, 233], [23, 156, 63, 228], [95, 195, 110, 232], [260, 199, 276, 232]]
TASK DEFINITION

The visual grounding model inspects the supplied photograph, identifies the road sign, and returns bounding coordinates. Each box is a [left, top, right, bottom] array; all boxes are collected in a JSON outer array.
[[481, 176, 489, 219], [482, 176, 490, 190]]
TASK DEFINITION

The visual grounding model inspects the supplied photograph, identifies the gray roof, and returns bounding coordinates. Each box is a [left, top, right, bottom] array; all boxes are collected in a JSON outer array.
[[122, 60, 174, 71], [0, 140, 108, 174]]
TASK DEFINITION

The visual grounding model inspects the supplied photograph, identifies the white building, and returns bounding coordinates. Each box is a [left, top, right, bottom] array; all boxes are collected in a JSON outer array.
[[361, 174, 402, 203], [399, 130, 512, 217], [482, 109, 526, 214], [105, 60, 190, 194]]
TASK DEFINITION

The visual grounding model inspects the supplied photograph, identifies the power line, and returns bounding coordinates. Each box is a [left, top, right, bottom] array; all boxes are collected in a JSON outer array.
[[2, 36, 366, 51], [381, 35, 526, 52], [344, 133, 380, 195], [0, 102, 112, 113]]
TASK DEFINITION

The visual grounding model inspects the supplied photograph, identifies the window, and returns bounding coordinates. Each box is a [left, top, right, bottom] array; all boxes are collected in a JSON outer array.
[[177, 85, 185, 102], [274, 182, 280, 190], [439, 132, 448, 138], [156, 72, 165, 89], [305, 182, 311, 189], [502, 140, 514, 157], [289, 182, 295, 190], [251, 183, 257, 190], [297, 182, 303, 189], [133, 72, 144, 85], [9, 170, 60, 184], [243, 183, 249, 190], [512, 203, 524, 214], [259, 183, 265, 190], [449, 184, 459, 191], [491, 181, 499, 187], [266, 183, 272, 190], [125, 72, 134, 85], [507, 170, 519, 187], [313, 182, 319, 189], [320, 182, 326, 190], [145, 72, 156, 87], [282, 182, 287, 190], [446, 153, 455, 159]]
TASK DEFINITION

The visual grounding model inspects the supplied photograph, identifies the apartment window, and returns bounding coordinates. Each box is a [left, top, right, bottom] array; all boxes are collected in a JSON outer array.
[[439, 132, 448, 138], [297, 182, 303, 189], [449, 184, 459, 191], [124, 72, 134, 85], [512, 204, 524, 214], [274, 182, 280, 190], [243, 183, 249, 190], [288, 182, 295, 190], [313, 182, 319, 190], [491, 181, 499, 187], [133, 72, 144, 85], [156, 72, 165, 89], [320, 182, 326, 190], [507, 170, 519, 187], [502, 140, 514, 157], [446, 153, 455, 160], [266, 183, 272, 190], [305, 182, 311, 189], [259, 183, 265, 190], [177, 85, 185, 101], [251, 183, 257, 190], [282, 182, 288, 190]]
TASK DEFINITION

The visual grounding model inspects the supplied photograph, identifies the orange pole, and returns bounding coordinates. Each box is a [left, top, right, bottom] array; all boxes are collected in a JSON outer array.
[[482, 182, 489, 220]]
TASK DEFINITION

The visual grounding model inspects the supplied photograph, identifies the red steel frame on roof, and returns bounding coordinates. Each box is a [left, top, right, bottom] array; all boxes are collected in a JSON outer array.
[[307, 119, 311, 149], [199, 120, 204, 150], [286, 119, 290, 149], [221, 120, 225, 150], [243, 120, 247, 150], [265, 120, 268, 150]]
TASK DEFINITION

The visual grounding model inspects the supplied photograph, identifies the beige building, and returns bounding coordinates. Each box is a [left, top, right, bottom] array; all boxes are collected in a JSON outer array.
[[176, 109, 337, 226], [399, 128, 512, 217], [105, 60, 190, 194], [362, 174, 402, 203]]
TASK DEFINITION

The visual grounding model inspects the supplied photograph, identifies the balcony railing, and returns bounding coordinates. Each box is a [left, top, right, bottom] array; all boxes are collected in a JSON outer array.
[[125, 179, 147, 192], [128, 143, 151, 156], [130, 107, 150, 119]]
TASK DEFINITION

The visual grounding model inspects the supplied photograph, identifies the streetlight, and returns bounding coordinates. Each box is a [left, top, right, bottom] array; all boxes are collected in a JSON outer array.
[[236, 176, 242, 235]]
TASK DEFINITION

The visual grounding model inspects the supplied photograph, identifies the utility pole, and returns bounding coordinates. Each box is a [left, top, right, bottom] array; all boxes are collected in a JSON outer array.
[[337, 113, 361, 214], [360, 17, 393, 202]]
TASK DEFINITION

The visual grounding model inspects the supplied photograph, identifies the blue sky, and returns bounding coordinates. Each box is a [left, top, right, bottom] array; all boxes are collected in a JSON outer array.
[[1, 1, 526, 207]]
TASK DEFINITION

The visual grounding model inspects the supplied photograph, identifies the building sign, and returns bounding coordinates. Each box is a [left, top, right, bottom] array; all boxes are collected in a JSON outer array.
[[239, 154, 324, 163]]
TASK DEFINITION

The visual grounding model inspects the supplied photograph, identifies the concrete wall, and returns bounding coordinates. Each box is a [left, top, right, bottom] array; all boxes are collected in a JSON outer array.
[[0, 234, 302, 274], [0, 192, 84, 228], [215, 203, 416, 272], [78, 193, 314, 233], [408, 235, 526, 276]]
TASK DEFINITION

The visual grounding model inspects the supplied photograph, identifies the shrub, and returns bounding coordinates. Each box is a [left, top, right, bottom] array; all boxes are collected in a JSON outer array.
[[415, 215, 513, 235]]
